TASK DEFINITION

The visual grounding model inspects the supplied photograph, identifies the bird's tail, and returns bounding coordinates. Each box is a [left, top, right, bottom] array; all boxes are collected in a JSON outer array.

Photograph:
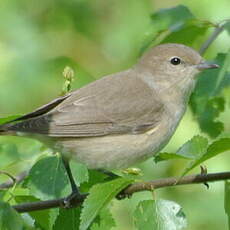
[[0, 125, 8, 135], [0, 124, 14, 135]]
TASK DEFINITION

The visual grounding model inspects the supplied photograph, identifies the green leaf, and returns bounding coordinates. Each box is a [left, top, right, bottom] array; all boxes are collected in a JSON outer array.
[[154, 152, 189, 163], [70, 161, 89, 186], [176, 135, 208, 158], [0, 202, 24, 230], [133, 199, 187, 230], [161, 20, 209, 47], [155, 134, 230, 175], [80, 177, 133, 230], [53, 208, 80, 230], [155, 135, 208, 163], [49, 209, 60, 230], [224, 21, 230, 35], [21, 213, 35, 229], [0, 191, 6, 201], [90, 207, 116, 230], [151, 5, 194, 32], [183, 136, 230, 175], [141, 5, 196, 54], [225, 181, 230, 229], [80, 170, 108, 193], [190, 52, 230, 137], [27, 155, 70, 200], [15, 195, 59, 230], [0, 143, 21, 168]]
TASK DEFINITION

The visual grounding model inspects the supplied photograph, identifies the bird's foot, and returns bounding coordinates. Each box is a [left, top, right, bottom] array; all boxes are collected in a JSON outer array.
[[63, 190, 87, 208], [116, 189, 132, 200]]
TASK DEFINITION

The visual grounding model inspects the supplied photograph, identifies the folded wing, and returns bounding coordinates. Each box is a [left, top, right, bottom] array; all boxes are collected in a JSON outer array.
[[6, 69, 164, 137]]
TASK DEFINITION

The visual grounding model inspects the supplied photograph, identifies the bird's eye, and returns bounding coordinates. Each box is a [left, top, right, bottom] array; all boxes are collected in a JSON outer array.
[[170, 57, 181, 65]]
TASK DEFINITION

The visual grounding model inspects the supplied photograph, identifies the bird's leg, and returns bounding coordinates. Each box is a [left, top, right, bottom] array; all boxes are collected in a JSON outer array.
[[62, 157, 83, 208]]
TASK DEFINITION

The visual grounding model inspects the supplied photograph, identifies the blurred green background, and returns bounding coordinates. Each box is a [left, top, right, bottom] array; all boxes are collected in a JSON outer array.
[[0, 0, 229, 229]]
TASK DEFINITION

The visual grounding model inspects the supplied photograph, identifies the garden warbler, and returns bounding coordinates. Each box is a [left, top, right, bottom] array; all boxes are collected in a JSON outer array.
[[0, 43, 218, 170]]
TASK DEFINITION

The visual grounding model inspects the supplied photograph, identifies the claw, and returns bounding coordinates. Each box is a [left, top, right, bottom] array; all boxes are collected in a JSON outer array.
[[62, 191, 87, 208]]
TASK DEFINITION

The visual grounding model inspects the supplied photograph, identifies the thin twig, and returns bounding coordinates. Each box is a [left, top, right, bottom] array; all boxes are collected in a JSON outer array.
[[122, 171, 230, 196], [199, 22, 227, 55], [0, 171, 16, 186], [12, 171, 230, 213], [0, 171, 28, 190]]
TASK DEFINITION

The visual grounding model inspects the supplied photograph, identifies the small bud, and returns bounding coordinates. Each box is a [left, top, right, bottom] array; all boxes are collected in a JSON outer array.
[[61, 66, 75, 95], [63, 66, 74, 81], [122, 168, 142, 176]]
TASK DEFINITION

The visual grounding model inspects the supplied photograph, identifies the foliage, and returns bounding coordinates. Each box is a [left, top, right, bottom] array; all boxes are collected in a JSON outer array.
[[133, 199, 187, 230], [80, 178, 132, 230], [190, 52, 230, 137], [0, 202, 24, 230], [0, 2, 229, 230]]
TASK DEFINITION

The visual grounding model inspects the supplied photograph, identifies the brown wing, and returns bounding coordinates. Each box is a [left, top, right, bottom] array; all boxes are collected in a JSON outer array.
[[6, 69, 164, 137]]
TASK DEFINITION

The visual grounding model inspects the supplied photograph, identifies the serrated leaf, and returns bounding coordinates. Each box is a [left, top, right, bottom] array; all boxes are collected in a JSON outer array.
[[90, 207, 116, 230], [190, 52, 230, 137], [80, 177, 133, 230], [176, 135, 208, 158], [53, 208, 80, 230], [183, 136, 230, 175], [0, 202, 24, 230], [27, 155, 70, 200], [225, 181, 230, 229], [15, 195, 59, 230], [155, 135, 208, 163], [133, 199, 187, 230]]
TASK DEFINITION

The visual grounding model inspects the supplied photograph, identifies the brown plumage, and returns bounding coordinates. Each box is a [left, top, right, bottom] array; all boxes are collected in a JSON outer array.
[[0, 43, 218, 169]]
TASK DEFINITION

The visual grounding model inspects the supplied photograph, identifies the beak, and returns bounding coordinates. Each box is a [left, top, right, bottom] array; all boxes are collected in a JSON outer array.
[[195, 62, 219, 70]]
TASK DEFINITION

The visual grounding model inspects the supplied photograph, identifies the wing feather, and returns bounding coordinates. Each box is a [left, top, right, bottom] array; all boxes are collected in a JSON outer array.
[[7, 69, 165, 137]]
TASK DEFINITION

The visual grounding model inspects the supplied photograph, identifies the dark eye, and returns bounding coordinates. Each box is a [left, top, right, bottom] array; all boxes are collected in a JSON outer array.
[[170, 57, 181, 65]]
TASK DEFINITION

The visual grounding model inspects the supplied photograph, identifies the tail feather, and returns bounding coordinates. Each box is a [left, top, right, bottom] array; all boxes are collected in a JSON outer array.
[[0, 125, 7, 135], [0, 124, 14, 135]]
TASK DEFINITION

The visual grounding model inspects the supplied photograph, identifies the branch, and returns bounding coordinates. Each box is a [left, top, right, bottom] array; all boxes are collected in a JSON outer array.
[[12, 171, 230, 213], [199, 21, 228, 55], [122, 171, 230, 196], [0, 171, 27, 190], [13, 194, 87, 213]]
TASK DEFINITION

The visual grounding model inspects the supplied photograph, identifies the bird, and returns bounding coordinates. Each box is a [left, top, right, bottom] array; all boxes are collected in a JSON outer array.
[[0, 43, 218, 200]]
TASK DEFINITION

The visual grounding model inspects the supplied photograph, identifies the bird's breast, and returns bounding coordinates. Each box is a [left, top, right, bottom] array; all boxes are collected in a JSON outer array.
[[53, 108, 185, 170]]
